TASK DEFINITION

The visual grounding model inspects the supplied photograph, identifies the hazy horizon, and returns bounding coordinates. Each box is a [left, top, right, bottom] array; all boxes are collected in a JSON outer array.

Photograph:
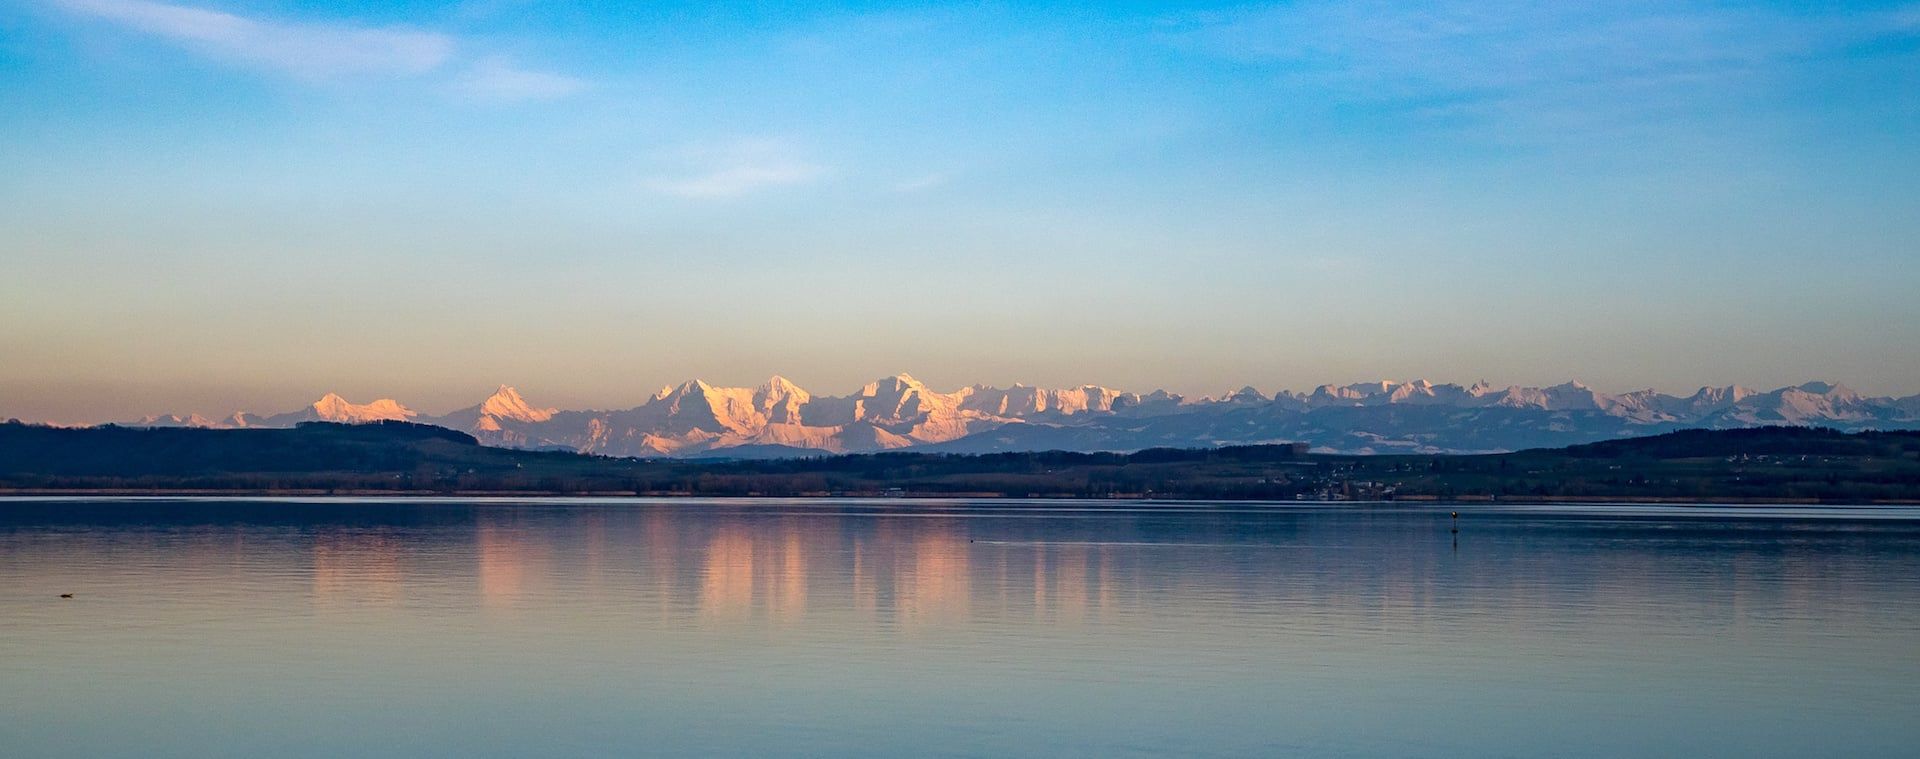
[[5, 0, 1918, 422], [2, 370, 1910, 426]]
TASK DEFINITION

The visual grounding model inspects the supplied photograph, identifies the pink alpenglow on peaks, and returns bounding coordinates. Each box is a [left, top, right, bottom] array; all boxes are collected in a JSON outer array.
[[477, 386, 556, 423], [302, 394, 418, 424], [108, 376, 1920, 457]]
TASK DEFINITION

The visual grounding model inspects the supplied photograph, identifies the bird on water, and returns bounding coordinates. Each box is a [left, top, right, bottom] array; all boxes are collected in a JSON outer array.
[[59, 593, 73, 598]]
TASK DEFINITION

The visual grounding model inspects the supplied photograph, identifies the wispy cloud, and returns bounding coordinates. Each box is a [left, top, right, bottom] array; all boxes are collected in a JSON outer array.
[[1162, 1, 1920, 138], [456, 57, 588, 102], [645, 140, 826, 199], [56, 0, 453, 79], [1167, 1, 1913, 85], [54, 0, 587, 102]]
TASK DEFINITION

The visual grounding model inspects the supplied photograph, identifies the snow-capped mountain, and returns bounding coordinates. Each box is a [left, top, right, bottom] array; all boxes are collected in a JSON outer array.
[[422, 386, 558, 448], [1695, 382, 1882, 427], [243, 393, 419, 427], [115, 376, 1920, 457], [124, 413, 222, 428]]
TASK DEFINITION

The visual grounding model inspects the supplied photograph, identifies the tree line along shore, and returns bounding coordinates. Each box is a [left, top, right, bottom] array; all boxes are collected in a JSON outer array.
[[2, 421, 1917, 503]]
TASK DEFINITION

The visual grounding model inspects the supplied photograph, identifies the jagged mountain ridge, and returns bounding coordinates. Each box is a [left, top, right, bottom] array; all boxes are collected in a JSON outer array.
[[117, 376, 1920, 456]]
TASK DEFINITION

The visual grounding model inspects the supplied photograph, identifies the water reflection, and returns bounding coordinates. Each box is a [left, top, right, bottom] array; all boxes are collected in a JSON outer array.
[[699, 526, 756, 620], [312, 532, 406, 606], [339, 501, 1920, 639], [478, 522, 547, 607], [2, 499, 1918, 758], [678, 513, 975, 627]]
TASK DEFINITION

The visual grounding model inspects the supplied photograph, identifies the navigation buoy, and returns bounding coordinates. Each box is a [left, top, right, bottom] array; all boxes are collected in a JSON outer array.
[[1450, 511, 1459, 534]]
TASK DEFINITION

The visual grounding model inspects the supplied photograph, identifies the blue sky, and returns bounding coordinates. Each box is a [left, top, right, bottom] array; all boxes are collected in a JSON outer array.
[[2, 0, 1918, 420]]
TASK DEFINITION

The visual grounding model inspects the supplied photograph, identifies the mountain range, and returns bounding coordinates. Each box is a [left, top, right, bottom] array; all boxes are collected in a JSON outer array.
[[116, 375, 1920, 457]]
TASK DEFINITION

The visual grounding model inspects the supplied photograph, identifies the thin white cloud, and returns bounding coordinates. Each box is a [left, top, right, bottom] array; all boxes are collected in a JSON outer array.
[[457, 57, 588, 102], [56, 0, 454, 79], [1161, 1, 1920, 139], [1170, 2, 1817, 84], [645, 140, 825, 199]]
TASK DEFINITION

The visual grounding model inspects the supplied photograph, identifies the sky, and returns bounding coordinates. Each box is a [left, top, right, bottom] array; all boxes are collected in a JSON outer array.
[[2, 0, 1918, 422]]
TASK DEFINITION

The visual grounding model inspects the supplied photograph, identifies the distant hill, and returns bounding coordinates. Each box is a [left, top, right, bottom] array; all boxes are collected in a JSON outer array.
[[1554, 426, 1920, 459], [0, 420, 473, 477], [0, 421, 632, 492], [2, 421, 1916, 501], [1359, 427, 1920, 502], [103, 375, 1920, 458]]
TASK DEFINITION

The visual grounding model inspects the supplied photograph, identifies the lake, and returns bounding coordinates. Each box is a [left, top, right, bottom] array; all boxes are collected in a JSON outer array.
[[3, 498, 1917, 757]]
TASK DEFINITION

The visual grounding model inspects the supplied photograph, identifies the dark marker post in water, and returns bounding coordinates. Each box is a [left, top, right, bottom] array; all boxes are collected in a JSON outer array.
[[1450, 512, 1459, 534]]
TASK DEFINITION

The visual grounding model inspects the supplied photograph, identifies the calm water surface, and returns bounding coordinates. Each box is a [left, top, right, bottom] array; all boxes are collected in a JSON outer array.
[[3, 498, 1918, 758]]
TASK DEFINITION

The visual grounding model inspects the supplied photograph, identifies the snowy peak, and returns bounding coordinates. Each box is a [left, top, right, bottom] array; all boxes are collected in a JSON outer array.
[[626, 376, 822, 438], [1542, 381, 1605, 410], [646, 379, 763, 435], [860, 373, 927, 398], [477, 385, 555, 423], [1308, 384, 1365, 403], [959, 383, 1129, 416], [1792, 381, 1862, 403], [667, 379, 714, 397], [1305, 380, 1459, 407], [761, 374, 805, 396], [851, 373, 943, 419], [1055, 385, 1127, 414], [1688, 385, 1757, 405], [1224, 385, 1268, 403], [756, 375, 810, 424], [107, 376, 1919, 457], [1703, 381, 1879, 426], [126, 413, 218, 428], [309, 393, 416, 423]]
